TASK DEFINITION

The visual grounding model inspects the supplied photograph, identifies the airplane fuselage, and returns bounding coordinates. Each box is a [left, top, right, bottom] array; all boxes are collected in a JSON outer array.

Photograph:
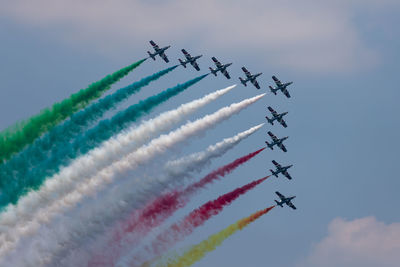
[[277, 82, 292, 91], [183, 55, 202, 64], [266, 136, 288, 150], [279, 165, 292, 172], [217, 63, 232, 72], [275, 196, 295, 207], [158, 46, 170, 54], [268, 112, 288, 123], [270, 82, 293, 95], [210, 63, 232, 75], [150, 46, 170, 56], [276, 137, 288, 146], [272, 165, 292, 176], [243, 73, 262, 83], [148, 45, 171, 62]]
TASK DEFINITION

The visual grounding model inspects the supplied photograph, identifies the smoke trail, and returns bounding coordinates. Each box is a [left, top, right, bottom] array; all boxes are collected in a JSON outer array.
[[184, 148, 265, 194], [89, 142, 265, 266], [132, 176, 270, 265], [0, 58, 146, 163], [0, 65, 177, 187], [159, 206, 275, 267], [0, 85, 235, 249], [0, 74, 208, 210], [0, 94, 264, 266]]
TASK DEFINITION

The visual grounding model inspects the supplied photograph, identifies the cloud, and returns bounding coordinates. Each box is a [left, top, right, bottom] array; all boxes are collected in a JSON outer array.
[[0, 0, 384, 73], [298, 217, 400, 267]]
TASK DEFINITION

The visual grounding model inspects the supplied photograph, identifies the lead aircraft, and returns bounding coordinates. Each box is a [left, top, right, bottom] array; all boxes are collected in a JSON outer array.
[[147, 40, 171, 63]]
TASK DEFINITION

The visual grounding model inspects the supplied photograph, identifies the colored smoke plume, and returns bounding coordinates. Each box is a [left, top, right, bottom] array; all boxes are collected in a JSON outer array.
[[0, 58, 146, 163], [161, 206, 275, 267]]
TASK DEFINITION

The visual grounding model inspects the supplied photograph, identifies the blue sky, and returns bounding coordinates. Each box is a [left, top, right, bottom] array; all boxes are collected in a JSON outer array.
[[1, 1, 400, 266]]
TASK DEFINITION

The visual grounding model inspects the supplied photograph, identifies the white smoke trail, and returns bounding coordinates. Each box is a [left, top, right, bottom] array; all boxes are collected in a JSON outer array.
[[58, 125, 263, 267], [1, 94, 265, 266], [0, 85, 235, 257], [115, 124, 264, 267]]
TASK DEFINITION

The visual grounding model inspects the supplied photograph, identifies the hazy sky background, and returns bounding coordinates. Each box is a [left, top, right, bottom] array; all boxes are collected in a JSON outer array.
[[1, 1, 400, 266]]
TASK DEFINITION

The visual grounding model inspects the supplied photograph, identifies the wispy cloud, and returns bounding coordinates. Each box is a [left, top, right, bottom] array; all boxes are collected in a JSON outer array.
[[0, 0, 386, 73], [297, 217, 400, 267]]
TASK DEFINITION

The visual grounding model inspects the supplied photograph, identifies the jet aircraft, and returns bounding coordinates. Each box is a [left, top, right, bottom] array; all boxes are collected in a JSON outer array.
[[270, 160, 293, 180], [239, 67, 262, 89], [178, 49, 202, 71], [209, 57, 232, 79], [266, 106, 288, 128], [265, 131, 288, 152], [147, 40, 171, 63], [269, 75, 293, 98], [275, 191, 297, 210]]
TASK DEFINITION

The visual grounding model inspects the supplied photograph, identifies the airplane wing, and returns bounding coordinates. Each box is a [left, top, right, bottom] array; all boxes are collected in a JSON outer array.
[[160, 52, 169, 63], [283, 171, 292, 180], [279, 119, 288, 128], [275, 191, 285, 200], [282, 88, 291, 98], [212, 57, 223, 68], [268, 131, 278, 142], [222, 69, 231, 79], [149, 40, 160, 50], [272, 160, 281, 168], [251, 79, 260, 89], [182, 49, 192, 60], [288, 201, 297, 210], [272, 75, 283, 86], [191, 61, 200, 71], [278, 143, 287, 152], [268, 106, 278, 117], [241, 67, 251, 78]]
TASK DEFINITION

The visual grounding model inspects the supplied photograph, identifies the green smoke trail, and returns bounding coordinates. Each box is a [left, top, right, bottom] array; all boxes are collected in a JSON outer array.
[[0, 65, 178, 195], [0, 58, 146, 163], [0, 74, 208, 210]]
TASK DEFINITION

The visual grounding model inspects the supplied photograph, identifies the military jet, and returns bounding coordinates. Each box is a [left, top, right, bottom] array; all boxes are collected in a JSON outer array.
[[270, 160, 293, 180], [209, 57, 232, 79], [239, 67, 262, 89], [265, 131, 288, 152], [269, 75, 293, 98], [147, 40, 171, 63], [266, 106, 288, 128], [178, 49, 202, 71], [275, 191, 296, 210]]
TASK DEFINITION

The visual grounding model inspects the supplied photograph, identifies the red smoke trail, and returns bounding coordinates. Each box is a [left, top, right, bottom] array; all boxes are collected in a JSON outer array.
[[88, 148, 264, 266], [183, 147, 266, 195], [141, 175, 270, 261]]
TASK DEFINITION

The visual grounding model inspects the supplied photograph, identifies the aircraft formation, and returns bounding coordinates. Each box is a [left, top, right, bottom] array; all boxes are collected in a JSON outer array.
[[0, 39, 302, 267], [148, 40, 297, 210]]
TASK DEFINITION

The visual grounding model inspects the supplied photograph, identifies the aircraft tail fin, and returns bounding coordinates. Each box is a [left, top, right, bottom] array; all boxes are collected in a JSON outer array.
[[265, 141, 273, 150], [209, 67, 217, 76], [275, 200, 283, 207], [265, 116, 274, 125], [147, 51, 156, 60], [269, 86, 277, 95], [239, 77, 247, 86], [179, 59, 187, 68], [270, 169, 278, 177]]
